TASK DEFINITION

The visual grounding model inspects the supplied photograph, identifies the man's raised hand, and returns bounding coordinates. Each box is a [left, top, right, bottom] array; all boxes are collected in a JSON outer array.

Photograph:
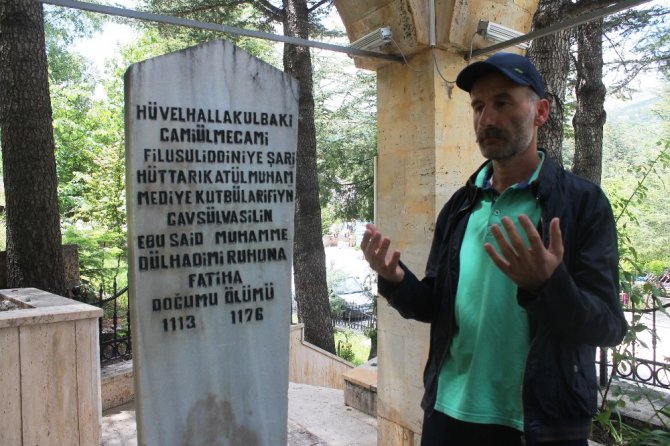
[[360, 224, 405, 283], [484, 215, 563, 292]]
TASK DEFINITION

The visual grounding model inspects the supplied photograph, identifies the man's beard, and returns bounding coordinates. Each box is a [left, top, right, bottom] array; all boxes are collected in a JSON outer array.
[[476, 116, 534, 161]]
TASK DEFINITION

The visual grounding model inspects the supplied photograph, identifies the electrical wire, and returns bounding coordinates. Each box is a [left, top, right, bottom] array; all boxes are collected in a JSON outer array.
[[466, 31, 479, 64], [426, 48, 453, 98], [392, 31, 481, 98], [430, 30, 478, 98], [431, 47, 455, 84], [389, 37, 425, 73], [430, 30, 478, 85]]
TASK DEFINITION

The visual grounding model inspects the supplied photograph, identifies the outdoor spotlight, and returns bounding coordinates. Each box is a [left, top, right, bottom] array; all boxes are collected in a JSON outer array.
[[476, 20, 529, 50], [349, 27, 392, 51]]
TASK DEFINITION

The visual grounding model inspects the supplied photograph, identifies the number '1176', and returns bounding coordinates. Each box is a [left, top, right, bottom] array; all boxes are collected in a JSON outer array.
[[231, 307, 264, 324]]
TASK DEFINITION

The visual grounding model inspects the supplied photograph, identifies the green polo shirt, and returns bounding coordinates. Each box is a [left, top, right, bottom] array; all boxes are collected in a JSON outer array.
[[434, 152, 544, 431]]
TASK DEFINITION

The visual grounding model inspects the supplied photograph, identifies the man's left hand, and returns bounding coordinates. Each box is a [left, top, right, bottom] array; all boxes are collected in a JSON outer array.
[[484, 215, 563, 293]]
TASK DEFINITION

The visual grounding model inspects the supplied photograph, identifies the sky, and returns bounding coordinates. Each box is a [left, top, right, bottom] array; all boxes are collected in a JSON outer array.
[[72, 0, 139, 72]]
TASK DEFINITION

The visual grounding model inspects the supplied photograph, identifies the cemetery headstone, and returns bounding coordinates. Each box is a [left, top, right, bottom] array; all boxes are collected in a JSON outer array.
[[125, 39, 298, 446]]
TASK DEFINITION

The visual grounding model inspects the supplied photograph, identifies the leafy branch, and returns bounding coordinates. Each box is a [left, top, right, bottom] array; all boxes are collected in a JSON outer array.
[[597, 139, 670, 441]]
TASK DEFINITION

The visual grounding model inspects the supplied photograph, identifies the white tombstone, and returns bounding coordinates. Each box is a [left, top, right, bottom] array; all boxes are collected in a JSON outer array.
[[125, 40, 298, 446]]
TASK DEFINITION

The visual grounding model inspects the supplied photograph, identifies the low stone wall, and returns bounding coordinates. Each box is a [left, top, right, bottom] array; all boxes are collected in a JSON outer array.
[[0, 288, 102, 445], [102, 323, 355, 410], [288, 323, 354, 390], [102, 361, 134, 411], [343, 358, 378, 417]]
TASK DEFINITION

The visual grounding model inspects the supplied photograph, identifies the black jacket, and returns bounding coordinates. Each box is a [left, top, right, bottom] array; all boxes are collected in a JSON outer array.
[[378, 151, 627, 442]]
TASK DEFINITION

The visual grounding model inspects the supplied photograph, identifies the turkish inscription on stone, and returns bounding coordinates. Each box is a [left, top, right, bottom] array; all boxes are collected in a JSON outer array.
[[125, 40, 298, 446]]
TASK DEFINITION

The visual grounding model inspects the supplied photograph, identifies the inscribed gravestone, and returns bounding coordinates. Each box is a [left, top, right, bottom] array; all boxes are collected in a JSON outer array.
[[125, 40, 298, 446]]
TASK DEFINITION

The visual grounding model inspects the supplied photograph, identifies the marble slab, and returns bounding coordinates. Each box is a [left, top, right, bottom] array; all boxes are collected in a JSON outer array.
[[125, 39, 298, 445]]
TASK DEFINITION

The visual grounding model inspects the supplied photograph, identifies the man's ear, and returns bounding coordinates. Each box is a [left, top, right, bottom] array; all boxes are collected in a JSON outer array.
[[535, 98, 550, 127]]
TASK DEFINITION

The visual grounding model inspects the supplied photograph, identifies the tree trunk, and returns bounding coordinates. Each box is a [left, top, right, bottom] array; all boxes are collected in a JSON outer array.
[[0, 0, 66, 295], [572, 18, 606, 185], [527, 0, 572, 167], [282, 0, 335, 354]]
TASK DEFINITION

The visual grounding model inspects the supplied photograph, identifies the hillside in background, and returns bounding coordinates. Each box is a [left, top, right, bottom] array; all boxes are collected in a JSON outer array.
[[608, 96, 663, 126]]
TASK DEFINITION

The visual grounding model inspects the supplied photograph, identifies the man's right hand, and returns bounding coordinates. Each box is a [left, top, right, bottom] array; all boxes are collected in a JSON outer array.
[[360, 224, 405, 283]]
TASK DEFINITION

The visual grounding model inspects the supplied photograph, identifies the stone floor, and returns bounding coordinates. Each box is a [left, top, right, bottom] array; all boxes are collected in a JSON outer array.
[[101, 384, 617, 445], [102, 382, 377, 446]]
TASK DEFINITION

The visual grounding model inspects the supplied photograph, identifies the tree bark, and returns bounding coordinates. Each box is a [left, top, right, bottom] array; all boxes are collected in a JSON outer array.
[[282, 0, 335, 354], [0, 0, 66, 295], [572, 18, 606, 185], [527, 0, 572, 167]]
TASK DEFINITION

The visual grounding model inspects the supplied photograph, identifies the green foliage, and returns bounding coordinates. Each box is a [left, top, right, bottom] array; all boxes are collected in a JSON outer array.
[[334, 329, 368, 366], [140, 1, 276, 63], [644, 261, 666, 275], [321, 206, 337, 235], [314, 54, 377, 222], [44, 0, 324, 292], [52, 54, 127, 290], [336, 339, 355, 363], [628, 429, 670, 446], [329, 294, 348, 319], [62, 225, 127, 290], [606, 140, 670, 271], [41, 6, 129, 292], [48, 0, 287, 292], [597, 131, 670, 442], [604, 4, 670, 97], [44, 5, 102, 44], [603, 82, 670, 269]]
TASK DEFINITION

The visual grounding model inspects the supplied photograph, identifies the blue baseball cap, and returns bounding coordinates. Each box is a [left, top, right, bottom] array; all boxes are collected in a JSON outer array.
[[456, 52, 546, 98]]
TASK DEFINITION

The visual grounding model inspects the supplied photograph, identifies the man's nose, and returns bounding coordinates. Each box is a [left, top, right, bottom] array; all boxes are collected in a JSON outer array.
[[477, 106, 498, 128]]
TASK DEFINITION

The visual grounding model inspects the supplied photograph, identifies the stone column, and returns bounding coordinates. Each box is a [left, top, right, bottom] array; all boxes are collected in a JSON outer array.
[[375, 49, 483, 445]]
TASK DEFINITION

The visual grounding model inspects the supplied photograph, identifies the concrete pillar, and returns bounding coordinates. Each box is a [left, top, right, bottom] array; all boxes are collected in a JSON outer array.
[[375, 48, 483, 445]]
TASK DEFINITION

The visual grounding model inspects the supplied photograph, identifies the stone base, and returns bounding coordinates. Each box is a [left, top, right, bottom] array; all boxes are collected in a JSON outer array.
[[102, 360, 134, 411], [377, 415, 420, 446], [343, 358, 378, 417], [0, 288, 102, 446]]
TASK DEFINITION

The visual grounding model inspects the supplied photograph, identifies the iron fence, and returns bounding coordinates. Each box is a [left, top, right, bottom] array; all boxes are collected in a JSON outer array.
[[291, 298, 377, 333], [332, 304, 377, 333], [73, 280, 131, 366], [82, 280, 670, 388], [599, 293, 670, 390]]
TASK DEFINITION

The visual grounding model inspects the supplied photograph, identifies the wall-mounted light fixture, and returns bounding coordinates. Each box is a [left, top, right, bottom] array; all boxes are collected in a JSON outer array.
[[349, 27, 392, 51], [476, 20, 529, 50]]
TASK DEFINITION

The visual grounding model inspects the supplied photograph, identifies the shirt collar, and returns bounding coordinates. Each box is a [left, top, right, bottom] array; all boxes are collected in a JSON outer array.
[[475, 151, 545, 191]]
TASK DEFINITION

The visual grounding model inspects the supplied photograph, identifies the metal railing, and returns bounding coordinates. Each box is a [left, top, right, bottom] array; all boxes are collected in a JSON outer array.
[[291, 298, 378, 333], [599, 287, 670, 390], [82, 280, 669, 387], [332, 304, 377, 333], [73, 280, 132, 366]]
